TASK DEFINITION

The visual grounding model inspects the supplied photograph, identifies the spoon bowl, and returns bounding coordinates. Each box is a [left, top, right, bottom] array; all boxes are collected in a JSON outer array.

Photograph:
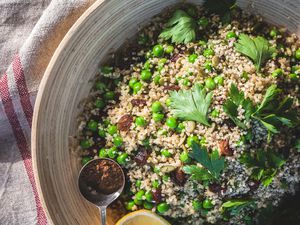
[[78, 158, 125, 225]]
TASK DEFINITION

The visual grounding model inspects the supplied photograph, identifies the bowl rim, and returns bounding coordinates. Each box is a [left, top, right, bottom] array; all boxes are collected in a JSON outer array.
[[31, 0, 104, 223]]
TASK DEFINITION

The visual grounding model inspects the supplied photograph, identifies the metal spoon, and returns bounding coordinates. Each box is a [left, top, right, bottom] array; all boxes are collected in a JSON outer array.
[[78, 158, 125, 225]]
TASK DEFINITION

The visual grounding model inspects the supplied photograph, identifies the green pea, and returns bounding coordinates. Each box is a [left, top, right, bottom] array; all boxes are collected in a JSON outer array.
[[151, 101, 163, 112], [198, 17, 209, 28], [81, 156, 92, 165], [133, 82, 143, 94], [145, 191, 153, 202], [143, 201, 154, 209], [145, 51, 152, 59], [136, 180, 142, 188], [95, 81, 107, 91], [165, 45, 174, 54], [153, 166, 160, 174], [242, 71, 249, 80], [214, 76, 224, 85], [182, 78, 191, 86], [87, 120, 98, 131], [141, 70, 152, 81], [162, 175, 170, 182], [203, 49, 214, 57], [117, 153, 128, 165], [187, 135, 199, 147], [129, 78, 138, 88], [200, 136, 206, 146], [152, 44, 164, 57], [80, 139, 91, 149], [98, 148, 107, 158], [138, 33, 149, 45], [113, 135, 123, 147], [100, 66, 113, 74], [211, 109, 219, 118], [125, 201, 135, 211], [94, 99, 105, 109], [153, 113, 164, 122], [107, 147, 117, 158], [107, 125, 117, 135], [203, 61, 212, 71], [205, 77, 216, 90], [158, 58, 167, 65], [104, 91, 115, 100], [271, 68, 283, 77], [270, 28, 278, 38], [152, 180, 160, 188], [188, 54, 198, 63], [202, 199, 214, 209], [295, 49, 300, 60], [289, 73, 299, 80], [165, 98, 172, 107], [166, 117, 177, 129], [199, 40, 207, 46], [98, 129, 106, 138], [135, 190, 145, 201], [292, 66, 299, 74], [103, 119, 110, 127], [226, 31, 237, 39], [143, 61, 151, 70], [153, 75, 161, 85], [192, 200, 202, 211], [180, 151, 190, 163], [176, 123, 185, 133], [161, 149, 172, 157], [157, 202, 170, 214], [135, 116, 147, 127], [134, 198, 143, 206]]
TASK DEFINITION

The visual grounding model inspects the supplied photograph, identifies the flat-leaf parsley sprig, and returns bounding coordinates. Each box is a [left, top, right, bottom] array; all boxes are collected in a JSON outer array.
[[183, 142, 225, 181], [159, 9, 197, 44], [169, 84, 213, 126], [235, 34, 276, 72]]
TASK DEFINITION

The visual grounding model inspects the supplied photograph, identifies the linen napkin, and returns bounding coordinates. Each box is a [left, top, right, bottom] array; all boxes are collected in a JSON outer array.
[[0, 1, 95, 224]]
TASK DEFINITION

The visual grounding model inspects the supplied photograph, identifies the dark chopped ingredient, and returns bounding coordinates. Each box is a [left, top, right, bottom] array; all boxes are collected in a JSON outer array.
[[134, 148, 149, 166], [170, 53, 181, 62], [152, 188, 162, 203], [81, 159, 124, 195], [131, 98, 147, 107], [218, 140, 233, 156], [170, 168, 187, 186], [209, 183, 222, 193], [117, 114, 133, 131], [164, 85, 180, 91], [248, 179, 260, 191]]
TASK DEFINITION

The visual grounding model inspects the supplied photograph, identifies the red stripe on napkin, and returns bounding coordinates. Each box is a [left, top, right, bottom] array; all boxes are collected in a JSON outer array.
[[12, 55, 33, 128], [0, 73, 47, 225]]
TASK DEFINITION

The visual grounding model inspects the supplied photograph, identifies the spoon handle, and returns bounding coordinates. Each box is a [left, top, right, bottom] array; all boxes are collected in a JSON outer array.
[[99, 206, 107, 225]]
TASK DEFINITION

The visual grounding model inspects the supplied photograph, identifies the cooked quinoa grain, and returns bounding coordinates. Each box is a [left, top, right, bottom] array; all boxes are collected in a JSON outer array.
[[75, 3, 300, 225]]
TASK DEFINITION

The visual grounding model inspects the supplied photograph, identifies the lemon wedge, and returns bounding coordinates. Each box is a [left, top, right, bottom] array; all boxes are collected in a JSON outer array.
[[115, 210, 170, 225]]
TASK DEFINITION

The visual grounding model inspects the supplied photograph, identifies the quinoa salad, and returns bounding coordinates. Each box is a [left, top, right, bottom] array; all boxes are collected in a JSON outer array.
[[75, 2, 300, 225]]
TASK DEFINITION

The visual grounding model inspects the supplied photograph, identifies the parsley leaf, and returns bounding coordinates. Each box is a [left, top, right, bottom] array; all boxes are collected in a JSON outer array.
[[159, 9, 197, 44], [182, 165, 214, 181], [239, 149, 285, 186], [223, 84, 255, 129], [186, 142, 225, 179], [235, 34, 276, 71], [222, 199, 252, 208], [223, 84, 299, 140], [169, 84, 213, 126]]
